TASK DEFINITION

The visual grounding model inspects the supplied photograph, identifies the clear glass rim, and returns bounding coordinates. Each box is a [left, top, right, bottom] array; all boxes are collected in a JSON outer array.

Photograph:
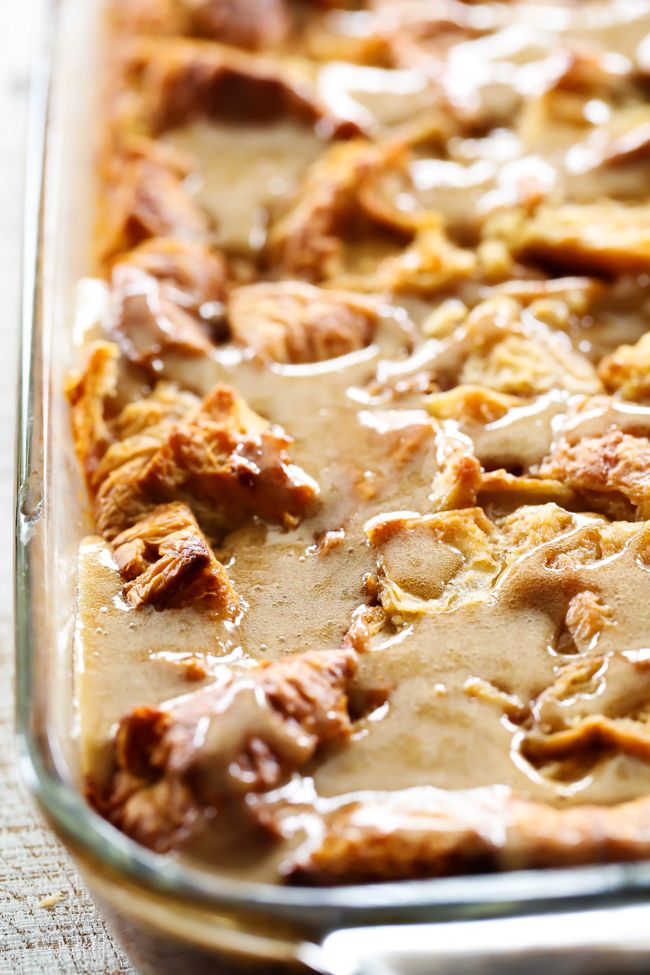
[[17, 738, 650, 926], [15, 0, 650, 934]]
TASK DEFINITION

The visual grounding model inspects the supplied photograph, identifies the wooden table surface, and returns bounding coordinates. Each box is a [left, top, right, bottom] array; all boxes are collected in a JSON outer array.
[[0, 3, 133, 971]]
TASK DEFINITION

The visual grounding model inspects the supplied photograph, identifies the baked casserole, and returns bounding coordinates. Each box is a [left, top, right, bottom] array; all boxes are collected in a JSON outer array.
[[66, 0, 650, 886]]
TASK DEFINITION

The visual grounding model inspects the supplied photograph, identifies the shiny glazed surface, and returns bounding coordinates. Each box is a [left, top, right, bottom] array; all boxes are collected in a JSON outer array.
[[69, 0, 650, 884]]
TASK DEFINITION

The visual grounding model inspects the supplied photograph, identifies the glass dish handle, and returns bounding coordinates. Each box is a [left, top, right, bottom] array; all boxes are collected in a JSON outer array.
[[310, 904, 650, 975]]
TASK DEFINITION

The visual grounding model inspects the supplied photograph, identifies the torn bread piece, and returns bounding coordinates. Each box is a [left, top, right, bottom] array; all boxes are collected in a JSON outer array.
[[108, 237, 228, 370], [185, 0, 291, 49], [266, 139, 409, 281], [66, 342, 120, 490], [100, 156, 212, 261], [366, 505, 641, 618], [521, 650, 650, 779], [95, 383, 320, 539], [507, 202, 650, 276], [92, 647, 357, 851], [68, 344, 319, 540], [599, 332, 650, 402], [279, 784, 650, 885], [537, 428, 650, 521], [112, 501, 239, 613], [228, 281, 378, 363], [124, 36, 362, 138]]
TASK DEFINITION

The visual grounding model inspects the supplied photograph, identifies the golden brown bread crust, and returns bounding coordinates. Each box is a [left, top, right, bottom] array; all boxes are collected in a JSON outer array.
[[67, 343, 319, 541], [92, 647, 357, 851], [94, 384, 319, 538], [599, 333, 650, 401], [187, 0, 291, 49], [563, 590, 613, 653], [135, 384, 319, 532], [366, 503, 645, 619], [537, 429, 650, 520], [121, 37, 362, 138], [109, 282, 214, 370], [429, 424, 483, 512], [341, 225, 477, 297], [509, 203, 650, 277], [436, 297, 601, 397], [85, 381, 201, 534], [266, 140, 408, 280], [228, 281, 378, 363], [100, 156, 212, 261], [112, 501, 239, 612], [108, 237, 227, 369], [66, 342, 120, 491], [282, 785, 650, 885], [521, 651, 650, 771], [425, 385, 519, 425], [111, 236, 228, 307]]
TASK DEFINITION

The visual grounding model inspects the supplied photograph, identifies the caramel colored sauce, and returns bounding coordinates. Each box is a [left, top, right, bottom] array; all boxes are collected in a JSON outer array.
[[73, 0, 650, 881]]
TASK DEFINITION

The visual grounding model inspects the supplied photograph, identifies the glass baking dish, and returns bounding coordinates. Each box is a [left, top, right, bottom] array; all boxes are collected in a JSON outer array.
[[14, 0, 650, 971]]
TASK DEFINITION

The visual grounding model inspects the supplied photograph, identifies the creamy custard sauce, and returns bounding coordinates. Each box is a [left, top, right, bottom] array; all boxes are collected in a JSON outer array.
[[73, 0, 650, 881], [162, 121, 325, 252]]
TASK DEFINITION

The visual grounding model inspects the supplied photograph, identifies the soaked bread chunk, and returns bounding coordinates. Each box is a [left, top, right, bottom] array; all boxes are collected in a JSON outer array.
[[134, 384, 319, 532], [125, 37, 361, 138], [92, 647, 357, 851], [68, 345, 317, 541], [538, 428, 650, 520], [423, 389, 650, 520], [521, 651, 650, 778], [266, 139, 407, 280], [425, 385, 519, 424], [508, 203, 650, 276], [96, 383, 319, 538], [366, 504, 641, 619], [186, 0, 291, 49], [563, 590, 613, 653], [97, 382, 200, 485], [100, 156, 212, 260], [340, 224, 476, 297], [228, 281, 378, 362], [265, 135, 477, 295], [433, 297, 601, 397], [67, 344, 198, 500], [458, 303, 599, 396], [66, 341, 120, 490], [599, 332, 650, 401], [394, 298, 600, 404], [429, 423, 482, 512], [109, 238, 227, 370], [111, 236, 228, 309], [366, 507, 500, 616], [476, 470, 578, 512], [112, 501, 239, 612], [280, 785, 650, 884]]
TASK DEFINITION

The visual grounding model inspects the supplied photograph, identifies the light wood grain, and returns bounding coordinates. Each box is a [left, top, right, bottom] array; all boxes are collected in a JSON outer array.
[[0, 3, 133, 971]]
